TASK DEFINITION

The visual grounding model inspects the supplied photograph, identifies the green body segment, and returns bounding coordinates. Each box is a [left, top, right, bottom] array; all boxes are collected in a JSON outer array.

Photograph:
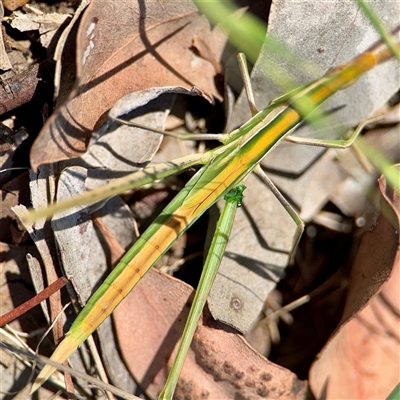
[[160, 184, 246, 399], [23, 153, 207, 224], [31, 40, 398, 393], [68, 105, 300, 342]]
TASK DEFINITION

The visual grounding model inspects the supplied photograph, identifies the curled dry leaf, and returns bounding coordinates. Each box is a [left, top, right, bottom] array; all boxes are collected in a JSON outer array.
[[30, 0, 225, 170], [309, 166, 400, 399], [114, 268, 307, 400]]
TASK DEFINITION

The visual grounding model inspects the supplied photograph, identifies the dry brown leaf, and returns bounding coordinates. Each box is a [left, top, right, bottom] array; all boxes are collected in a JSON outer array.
[[0, 2, 12, 71], [10, 11, 71, 50], [0, 172, 31, 244], [2, 0, 30, 12], [30, 0, 225, 170], [114, 268, 307, 400], [309, 167, 400, 399]]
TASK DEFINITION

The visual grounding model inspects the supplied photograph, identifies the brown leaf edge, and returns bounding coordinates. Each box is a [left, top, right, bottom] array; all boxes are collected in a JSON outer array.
[[309, 164, 400, 399], [114, 268, 307, 400]]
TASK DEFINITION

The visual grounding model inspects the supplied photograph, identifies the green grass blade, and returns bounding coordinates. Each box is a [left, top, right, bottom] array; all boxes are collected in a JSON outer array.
[[386, 383, 400, 400], [355, 0, 400, 60], [355, 137, 400, 192]]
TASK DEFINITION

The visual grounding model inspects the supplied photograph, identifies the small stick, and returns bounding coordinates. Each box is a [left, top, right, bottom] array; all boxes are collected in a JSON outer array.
[[0, 277, 68, 326]]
